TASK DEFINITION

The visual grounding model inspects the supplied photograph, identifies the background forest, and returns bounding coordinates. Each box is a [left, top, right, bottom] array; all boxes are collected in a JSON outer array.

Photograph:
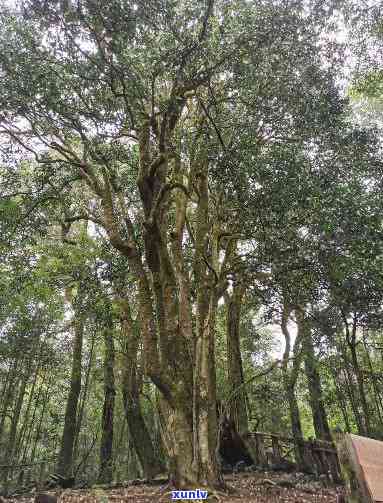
[[0, 0, 383, 496]]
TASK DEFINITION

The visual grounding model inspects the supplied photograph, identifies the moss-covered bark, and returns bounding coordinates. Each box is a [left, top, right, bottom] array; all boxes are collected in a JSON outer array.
[[225, 283, 248, 437], [57, 292, 84, 478], [98, 321, 116, 484], [299, 313, 332, 442], [281, 305, 308, 470], [118, 298, 165, 478]]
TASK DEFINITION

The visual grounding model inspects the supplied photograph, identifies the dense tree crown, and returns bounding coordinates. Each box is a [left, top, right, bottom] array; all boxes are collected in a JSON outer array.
[[0, 0, 382, 497]]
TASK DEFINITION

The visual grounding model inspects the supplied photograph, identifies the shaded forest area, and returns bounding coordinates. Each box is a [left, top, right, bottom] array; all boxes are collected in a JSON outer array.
[[0, 0, 383, 500]]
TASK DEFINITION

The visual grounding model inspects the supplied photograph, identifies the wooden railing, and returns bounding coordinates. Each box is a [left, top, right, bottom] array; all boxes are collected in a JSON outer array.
[[245, 432, 342, 483], [1, 432, 343, 495], [0, 459, 55, 496]]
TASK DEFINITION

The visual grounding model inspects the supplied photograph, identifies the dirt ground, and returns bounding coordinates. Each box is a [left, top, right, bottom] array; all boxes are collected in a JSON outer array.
[[3, 471, 345, 502]]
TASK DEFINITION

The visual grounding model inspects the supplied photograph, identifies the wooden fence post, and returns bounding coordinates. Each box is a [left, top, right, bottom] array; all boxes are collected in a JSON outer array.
[[37, 462, 46, 491], [255, 433, 268, 468], [271, 436, 283, 464]]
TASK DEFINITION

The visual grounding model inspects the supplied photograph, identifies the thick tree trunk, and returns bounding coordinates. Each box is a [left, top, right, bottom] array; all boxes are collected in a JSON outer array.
[[191, 170, 224, 488], [139, 155, 222, 487], [193, 292, 221, 487], [159, 397, 196, 486], [57, 314, 84, 478], [225, 283, 248, 437], [101, 114, 225, 488], [98, 322, 116, 484]]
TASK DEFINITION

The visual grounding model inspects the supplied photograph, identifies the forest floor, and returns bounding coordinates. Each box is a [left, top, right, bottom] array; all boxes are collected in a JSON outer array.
[[3, 471, 345, 502]]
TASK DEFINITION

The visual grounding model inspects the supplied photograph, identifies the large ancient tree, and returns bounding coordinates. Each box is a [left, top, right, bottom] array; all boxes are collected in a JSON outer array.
[[0, 0, 355, 487]]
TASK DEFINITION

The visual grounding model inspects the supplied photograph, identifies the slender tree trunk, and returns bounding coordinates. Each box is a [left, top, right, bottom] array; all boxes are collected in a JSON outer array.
[[363, 335, 383, 430], [20, 370, 46, 464], [14, 345, 43, 460], [0, 358, 21, 452], [57, 311, 84, 478], [114, 409, 126, 482], [339, 349, 365, 435], [287, 383, 307, 463], [15, 372, 38, 460], [6, 365, 31, 463], [281, 305, 308, 470], [297, 312, 331, 441], [73, 329, 96, 463], [1, 363, 31, 485], [349, 342, 371, 435], [29, 373, 52, 463], [341, 313, 371, 435], [0, 358, 14, 404], [0, 357, 17, 406], [330, 367, 351, 433], [225, 283, 248, 436], [118, 298, 165, 478], [98, 320, 116, 484]]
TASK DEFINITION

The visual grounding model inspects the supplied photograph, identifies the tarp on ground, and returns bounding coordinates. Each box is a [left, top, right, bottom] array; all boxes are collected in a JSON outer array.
[[348, 434, 383, 502]]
